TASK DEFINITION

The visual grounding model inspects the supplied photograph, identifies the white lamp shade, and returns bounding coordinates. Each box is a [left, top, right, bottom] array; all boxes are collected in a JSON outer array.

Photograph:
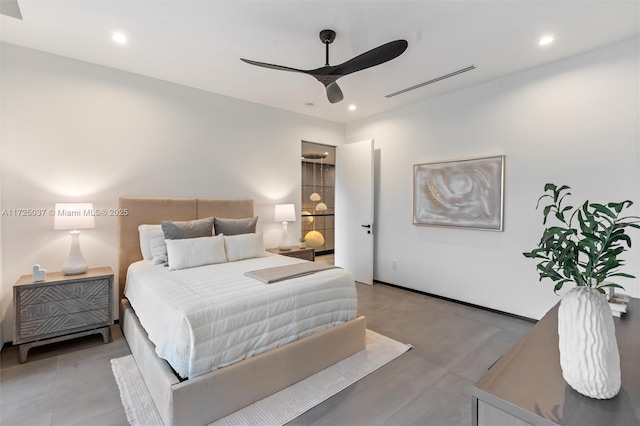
[[53, 203, 96, 230], [274, 204, 296, 223]]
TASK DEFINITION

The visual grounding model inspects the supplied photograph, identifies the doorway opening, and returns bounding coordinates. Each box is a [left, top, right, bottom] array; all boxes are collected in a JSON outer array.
[[301, 141, 336, 258]]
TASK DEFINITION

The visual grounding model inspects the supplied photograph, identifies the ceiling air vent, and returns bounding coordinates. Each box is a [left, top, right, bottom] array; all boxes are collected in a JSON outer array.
[[385, 65, 476, 98]]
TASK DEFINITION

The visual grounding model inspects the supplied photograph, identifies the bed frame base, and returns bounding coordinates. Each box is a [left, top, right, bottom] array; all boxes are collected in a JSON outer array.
[[120, 299, 366, 425]]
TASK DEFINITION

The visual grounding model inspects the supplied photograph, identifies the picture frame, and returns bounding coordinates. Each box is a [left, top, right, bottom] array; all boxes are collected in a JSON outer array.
[[413, 155, 504, 231]]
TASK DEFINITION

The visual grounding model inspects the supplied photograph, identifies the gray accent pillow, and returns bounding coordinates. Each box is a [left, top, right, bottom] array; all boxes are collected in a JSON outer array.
[[161, 217, 214, 240], [214, 216, 258, 236]]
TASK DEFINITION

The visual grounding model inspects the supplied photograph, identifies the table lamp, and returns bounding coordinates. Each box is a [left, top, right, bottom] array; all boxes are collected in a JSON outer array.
[[274, 204, 296, 251], [54, 203, 95, 275]]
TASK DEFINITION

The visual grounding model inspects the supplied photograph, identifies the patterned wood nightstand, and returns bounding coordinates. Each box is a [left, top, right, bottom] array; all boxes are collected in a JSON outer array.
[[267, 247, 316, 262], [13, 266, 114, 363]]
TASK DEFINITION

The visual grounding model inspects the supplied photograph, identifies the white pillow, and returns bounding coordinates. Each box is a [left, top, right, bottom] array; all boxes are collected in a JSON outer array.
[[149, 233, 168, 265], [166, 235, 227, 270], [224, 233, 266, 262], [138, 224, 163, 260]]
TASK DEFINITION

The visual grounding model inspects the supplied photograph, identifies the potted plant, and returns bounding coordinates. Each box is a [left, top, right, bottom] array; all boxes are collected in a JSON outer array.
[[523, 183, 640, 399], [298, 237, 307, 248]]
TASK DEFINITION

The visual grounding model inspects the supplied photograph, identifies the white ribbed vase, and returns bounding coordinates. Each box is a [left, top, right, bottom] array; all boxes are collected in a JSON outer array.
[[558, 287, 621, 399]]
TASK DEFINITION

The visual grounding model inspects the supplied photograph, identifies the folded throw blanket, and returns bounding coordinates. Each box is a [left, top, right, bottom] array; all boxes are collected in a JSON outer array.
[[245, 262, 338, 284]]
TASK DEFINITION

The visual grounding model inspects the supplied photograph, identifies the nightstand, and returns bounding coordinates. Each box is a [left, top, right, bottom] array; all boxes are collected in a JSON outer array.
[[267, 247, 316, 262], [13, 266, 114, 363]]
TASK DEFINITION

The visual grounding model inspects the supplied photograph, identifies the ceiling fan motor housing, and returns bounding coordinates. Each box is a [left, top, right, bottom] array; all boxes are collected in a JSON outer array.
[[319, 29, 336, 44]]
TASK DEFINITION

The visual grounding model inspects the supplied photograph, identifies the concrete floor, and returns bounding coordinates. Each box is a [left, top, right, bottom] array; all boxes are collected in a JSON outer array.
[[0, 279, 533, 425]]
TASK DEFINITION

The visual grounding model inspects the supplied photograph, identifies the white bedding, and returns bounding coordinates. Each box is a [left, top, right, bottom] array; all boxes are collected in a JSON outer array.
[[124, 254, 357, 379]]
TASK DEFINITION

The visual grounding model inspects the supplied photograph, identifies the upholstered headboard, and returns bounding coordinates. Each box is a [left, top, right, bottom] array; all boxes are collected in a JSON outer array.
[[118, 197, 254, 300]]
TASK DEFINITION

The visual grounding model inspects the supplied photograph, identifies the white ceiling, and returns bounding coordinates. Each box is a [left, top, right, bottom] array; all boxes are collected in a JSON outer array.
[[1, 1, 638, 124]]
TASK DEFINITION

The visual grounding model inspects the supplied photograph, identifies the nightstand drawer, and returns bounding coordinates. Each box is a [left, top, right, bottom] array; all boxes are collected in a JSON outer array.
[[18, 278, 110, 305], [284, 250, 314, 261], [19, 309, 110, 341], [20, 294, 110, 321], [267, 247, 316, 262]]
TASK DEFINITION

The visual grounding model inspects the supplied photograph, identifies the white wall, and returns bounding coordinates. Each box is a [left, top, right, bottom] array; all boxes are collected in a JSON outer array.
[[2, 38, 638, 343], [0, 44, 345, 343], [346, 38, 640, 320]]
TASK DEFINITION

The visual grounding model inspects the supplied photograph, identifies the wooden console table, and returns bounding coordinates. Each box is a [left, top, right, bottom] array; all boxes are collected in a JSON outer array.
[[472, 297, 639, 425]]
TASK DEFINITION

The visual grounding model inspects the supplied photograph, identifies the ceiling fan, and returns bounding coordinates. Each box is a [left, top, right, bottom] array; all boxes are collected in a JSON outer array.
[[241, 29, 408, 104]]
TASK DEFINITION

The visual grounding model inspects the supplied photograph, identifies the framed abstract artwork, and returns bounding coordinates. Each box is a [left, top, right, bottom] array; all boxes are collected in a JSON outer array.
[[413, 155, 504, 230]]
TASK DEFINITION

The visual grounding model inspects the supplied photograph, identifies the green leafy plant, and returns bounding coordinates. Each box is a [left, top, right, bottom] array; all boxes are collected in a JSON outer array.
[[299, 237, 306, 243], [523, 183, 640, 294]]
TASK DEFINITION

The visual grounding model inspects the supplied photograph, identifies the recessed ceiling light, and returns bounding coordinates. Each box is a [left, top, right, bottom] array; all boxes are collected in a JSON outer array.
[[539, 35, 554, 46], [348, 104, 357, 111], [112, 32, 127, 44]]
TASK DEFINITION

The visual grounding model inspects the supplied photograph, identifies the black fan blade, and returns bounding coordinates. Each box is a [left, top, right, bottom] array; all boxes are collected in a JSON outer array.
[[240, 58, 307, 74], [312, 75, 343, 103], [325, 81, 344, 103], [329, 39, 408, 76]]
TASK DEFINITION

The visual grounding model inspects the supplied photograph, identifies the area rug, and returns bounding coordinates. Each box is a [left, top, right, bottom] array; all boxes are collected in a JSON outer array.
[[111, 329, 411, 426]]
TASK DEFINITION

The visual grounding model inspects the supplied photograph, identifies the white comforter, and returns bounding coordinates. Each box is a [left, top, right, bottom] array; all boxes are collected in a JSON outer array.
[[125, 254, 357, 379]]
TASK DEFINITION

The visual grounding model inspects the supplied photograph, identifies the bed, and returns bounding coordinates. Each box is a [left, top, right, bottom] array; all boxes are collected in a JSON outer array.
[[118, 197, 366, 425]]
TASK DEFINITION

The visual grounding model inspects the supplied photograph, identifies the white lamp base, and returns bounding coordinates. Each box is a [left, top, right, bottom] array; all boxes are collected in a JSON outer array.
[[62, 230, 88, 275], [278, 221, 292, 251]]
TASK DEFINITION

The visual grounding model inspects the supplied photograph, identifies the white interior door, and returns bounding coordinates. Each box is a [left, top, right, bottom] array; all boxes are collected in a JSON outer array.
[[335, 139, 374, 285]]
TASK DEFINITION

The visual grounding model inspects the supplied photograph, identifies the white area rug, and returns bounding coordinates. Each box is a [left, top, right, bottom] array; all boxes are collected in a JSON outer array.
[[111, 329, 411, 426]]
